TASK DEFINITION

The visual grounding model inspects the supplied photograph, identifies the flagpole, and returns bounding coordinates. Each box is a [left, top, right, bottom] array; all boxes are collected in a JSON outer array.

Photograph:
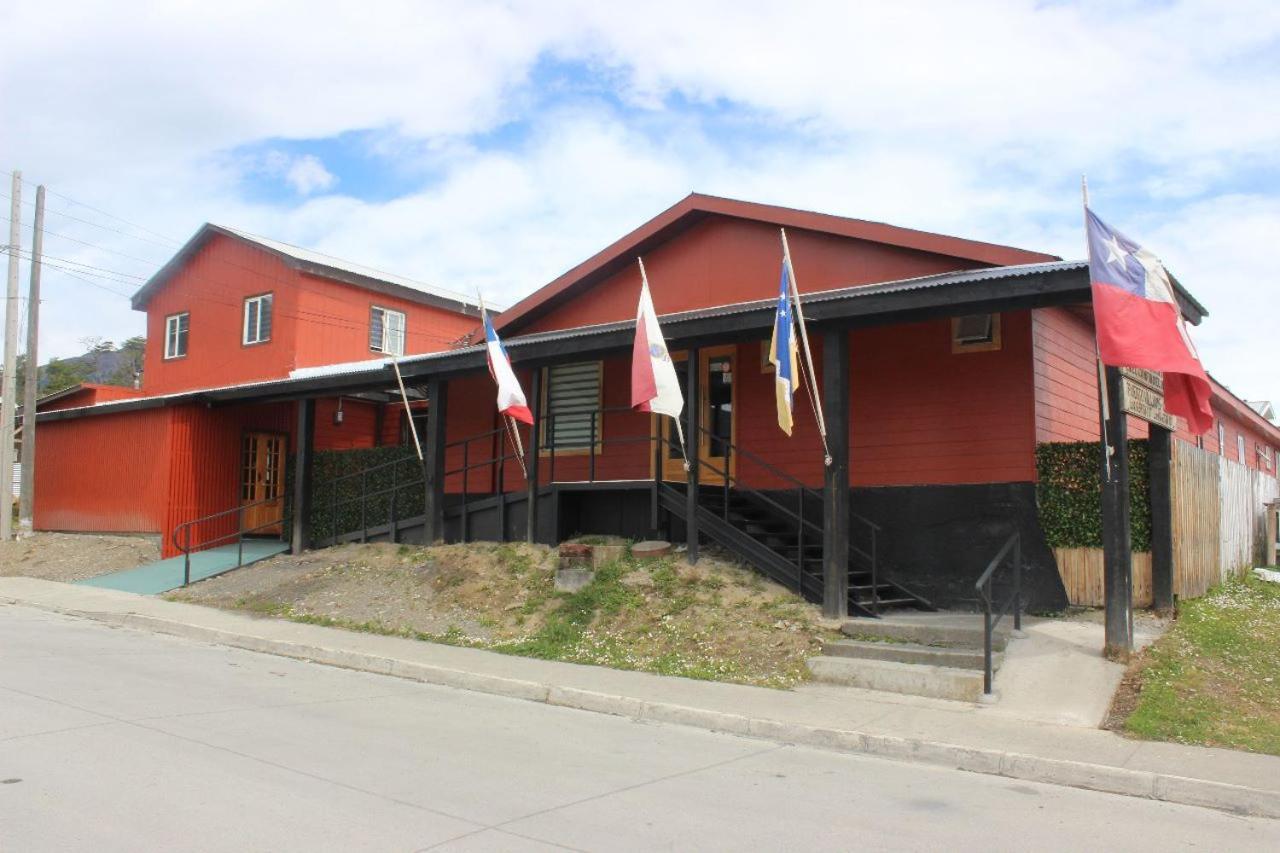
[[1083, 176, 1113, 481], [780, 228, 832, 467], [480, 289, 529, 477], [638, 257, 690, 472], [392, 359, 423, 462]]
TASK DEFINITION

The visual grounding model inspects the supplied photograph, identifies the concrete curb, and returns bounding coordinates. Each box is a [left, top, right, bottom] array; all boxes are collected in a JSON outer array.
[[24, 603, 1280, 820]]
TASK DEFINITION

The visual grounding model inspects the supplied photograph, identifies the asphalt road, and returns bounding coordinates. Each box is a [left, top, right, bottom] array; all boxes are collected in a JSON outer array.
[[2, 604, 1277, 852]]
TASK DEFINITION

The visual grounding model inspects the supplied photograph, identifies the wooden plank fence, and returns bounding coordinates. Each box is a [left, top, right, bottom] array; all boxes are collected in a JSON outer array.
[[1054, 440, 1277, 606]]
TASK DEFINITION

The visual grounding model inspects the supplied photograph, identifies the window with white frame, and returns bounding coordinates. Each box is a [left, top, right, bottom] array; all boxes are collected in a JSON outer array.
[[541, 361, 602, 451], [1217, 421, 1225, 455], [370, 306, 406, 356], [243, 293, 273, 345], [1238, 434, 1247, 463], [164, 312, 189, 359]]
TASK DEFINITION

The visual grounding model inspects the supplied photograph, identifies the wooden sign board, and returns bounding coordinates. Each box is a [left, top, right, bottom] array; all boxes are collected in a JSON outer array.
[[1120, 376, 1178, 430], [1120, 367, 1163, 393]]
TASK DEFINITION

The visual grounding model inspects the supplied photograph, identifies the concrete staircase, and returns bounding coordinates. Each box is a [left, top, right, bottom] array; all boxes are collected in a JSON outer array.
[[807, 614, 1013, 702]]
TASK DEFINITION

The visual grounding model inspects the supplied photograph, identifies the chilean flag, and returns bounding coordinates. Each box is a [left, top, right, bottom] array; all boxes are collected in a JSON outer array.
[[630, 259, 684, 420], [481, 299, 533, 425], [1086, 208, 1212, 434]]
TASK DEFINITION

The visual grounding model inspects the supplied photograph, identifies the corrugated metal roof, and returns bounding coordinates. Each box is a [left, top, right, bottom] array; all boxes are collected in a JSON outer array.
[[216, 226, 495, 311]]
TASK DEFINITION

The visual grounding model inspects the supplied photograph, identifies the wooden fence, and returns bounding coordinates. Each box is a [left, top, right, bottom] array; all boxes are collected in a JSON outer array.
[[1054, 440, 1277, 606]]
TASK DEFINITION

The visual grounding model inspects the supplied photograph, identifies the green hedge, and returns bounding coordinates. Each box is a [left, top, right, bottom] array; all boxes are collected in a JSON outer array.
[[309, 447, 423, 543], [1035, 441, 1150, 552]]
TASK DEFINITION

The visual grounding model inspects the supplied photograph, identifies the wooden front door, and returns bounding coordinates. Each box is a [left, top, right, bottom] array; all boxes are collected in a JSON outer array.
[[660, 345, 737, 485], [241, 431, 286, 535]]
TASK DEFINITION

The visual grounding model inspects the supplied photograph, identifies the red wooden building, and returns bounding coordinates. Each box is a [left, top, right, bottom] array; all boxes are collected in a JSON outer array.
[[31, 195, 1280, 617], [32, 225, 483, 553]]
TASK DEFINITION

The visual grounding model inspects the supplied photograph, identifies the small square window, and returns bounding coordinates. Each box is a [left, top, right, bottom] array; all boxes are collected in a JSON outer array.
[[951, 314, 1001, 352], [164, 312, 189, 359]]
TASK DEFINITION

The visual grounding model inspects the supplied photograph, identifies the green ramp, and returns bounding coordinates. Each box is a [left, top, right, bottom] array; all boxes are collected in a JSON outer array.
[[78, 540, 290, 595]]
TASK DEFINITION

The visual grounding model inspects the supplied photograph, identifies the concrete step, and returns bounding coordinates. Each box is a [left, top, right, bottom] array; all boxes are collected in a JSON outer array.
[[806, 656, 986, 702], [822, 639, 1000, 671], [840, 616, 1009, 651]]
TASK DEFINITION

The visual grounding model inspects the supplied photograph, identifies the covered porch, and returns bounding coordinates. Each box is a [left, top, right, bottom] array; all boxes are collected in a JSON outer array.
[[262, 259, 1161, 622]]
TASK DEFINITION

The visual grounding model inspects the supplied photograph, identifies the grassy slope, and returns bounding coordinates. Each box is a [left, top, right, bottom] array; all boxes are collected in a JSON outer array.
[[171, 542, 832, 689], [1122, 574, 1280, 755]]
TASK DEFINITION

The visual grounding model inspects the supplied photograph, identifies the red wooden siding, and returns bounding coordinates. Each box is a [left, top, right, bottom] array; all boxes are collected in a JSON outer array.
[[162, 402, 295, 558], [520, 217, 987, 335], [33, 408, 173, 533], [293, 274, 479, 367], [143, 234, 303, 395], [314, 398, 383, 451]]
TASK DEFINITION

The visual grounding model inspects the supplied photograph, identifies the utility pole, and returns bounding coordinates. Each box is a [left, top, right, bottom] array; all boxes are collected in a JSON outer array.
[[18, 185, 43, 533], [1, 171, 21, 541]]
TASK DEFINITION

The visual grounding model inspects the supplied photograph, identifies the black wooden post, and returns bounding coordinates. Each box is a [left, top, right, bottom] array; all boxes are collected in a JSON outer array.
[[423, 378, 448, 544], [685, 347, 700, 563], [822, 328, 850, 620], [526, 368, 541, 544], [1101, 366, 1134, 658], [1148, 424, 1174, 616], [290, 398, 315, 554]]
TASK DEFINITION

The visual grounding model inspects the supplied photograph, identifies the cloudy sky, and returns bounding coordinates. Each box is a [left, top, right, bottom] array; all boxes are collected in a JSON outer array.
[[2, 0, 1278, 403]]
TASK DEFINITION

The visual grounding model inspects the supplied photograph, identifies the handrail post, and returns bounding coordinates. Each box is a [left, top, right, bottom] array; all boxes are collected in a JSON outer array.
[[796, 488, 804, 595], [1013, 533, 1023, 632], [588, 411, 597, 483], [497, 440, 507, 540], [649, 422, 661, 535], [983, 589, 994, 695], [871, 527, 879, 616], [360, 469, 368, 542], [389, 460, 399, 543], [329, 480, 337, 547], [723, 441, 731, 521], [237, 505, 244, 569], [462, 440, 470, 543], [548, 414, 557, 484], [183, 525, 191, 587]]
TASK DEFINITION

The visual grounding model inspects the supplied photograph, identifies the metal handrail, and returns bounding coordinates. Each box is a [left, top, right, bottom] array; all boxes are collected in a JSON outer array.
[[171, 497, 291, 589], [974, 530, 1023, 695]]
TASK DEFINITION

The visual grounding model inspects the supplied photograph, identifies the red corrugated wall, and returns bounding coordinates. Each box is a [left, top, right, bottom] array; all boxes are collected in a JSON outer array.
[[33, 408, 174, 533]]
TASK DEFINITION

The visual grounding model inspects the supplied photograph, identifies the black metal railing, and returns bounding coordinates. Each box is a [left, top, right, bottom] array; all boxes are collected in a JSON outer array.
[[974, 531, 1023, 695], [319, 452, 424, 546], [171, 498, 292, 588]]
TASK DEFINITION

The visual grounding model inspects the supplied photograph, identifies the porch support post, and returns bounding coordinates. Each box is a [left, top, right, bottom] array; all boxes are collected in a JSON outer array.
[[821, 328, 850, 620], [423, 378, 448, 544], [685, 347, 700, 563], [1101, 365, 1134, 658], [526, 368, 541, 544], [1148, 424, 1174, 616], [290, 398, 315, 554]]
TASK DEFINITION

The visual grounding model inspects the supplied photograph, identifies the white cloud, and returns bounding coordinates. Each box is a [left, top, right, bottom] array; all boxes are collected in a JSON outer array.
[[1, 0, 1278, 405]]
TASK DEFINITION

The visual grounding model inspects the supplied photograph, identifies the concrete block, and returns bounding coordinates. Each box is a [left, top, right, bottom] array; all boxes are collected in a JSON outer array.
[[822, 638, 996, 671], [841, 617, 1008, 650], [999, 752, 1156, 799], [640, 701, 754, 737], [548, 686, 644, 718], [591, 545, 627, 568], [1153, 774, 1280, 818], [806, 656, 985, 702], [555, 567, 594, 592]]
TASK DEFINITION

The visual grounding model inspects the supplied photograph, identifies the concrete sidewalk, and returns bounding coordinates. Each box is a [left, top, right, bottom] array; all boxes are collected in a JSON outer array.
[[3, 576, 1277, 819]]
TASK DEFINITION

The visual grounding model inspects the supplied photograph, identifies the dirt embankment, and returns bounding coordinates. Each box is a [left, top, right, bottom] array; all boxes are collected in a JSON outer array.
[[0, 532, 159, 582], [168, 541, 835, 688]]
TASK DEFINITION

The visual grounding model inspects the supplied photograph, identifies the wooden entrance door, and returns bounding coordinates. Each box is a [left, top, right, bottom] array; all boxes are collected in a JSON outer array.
[[660, 345, 737, 485], [241, 431, 286, 535]]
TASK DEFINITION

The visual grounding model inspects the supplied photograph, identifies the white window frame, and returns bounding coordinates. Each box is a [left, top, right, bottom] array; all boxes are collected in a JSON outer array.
[[243, 293, 273, 345], [370, 305, 407, 357], [1238, 434, 1247, 464], [164, 312, 189, 360]]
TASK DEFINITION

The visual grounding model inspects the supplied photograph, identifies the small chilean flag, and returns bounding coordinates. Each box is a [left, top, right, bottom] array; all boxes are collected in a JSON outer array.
[[630, 259, 684, 420], [1086, 208, 1212, 434], [480, 297, 533, 425]]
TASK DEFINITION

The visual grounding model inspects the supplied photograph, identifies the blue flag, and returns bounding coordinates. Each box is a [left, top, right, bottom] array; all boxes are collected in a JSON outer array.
[[768, 260, 799, 435]]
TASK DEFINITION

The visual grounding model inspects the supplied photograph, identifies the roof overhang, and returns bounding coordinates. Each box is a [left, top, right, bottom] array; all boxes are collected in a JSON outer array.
[[130, 224, 483, 318], [36, 259, 1211, 422]]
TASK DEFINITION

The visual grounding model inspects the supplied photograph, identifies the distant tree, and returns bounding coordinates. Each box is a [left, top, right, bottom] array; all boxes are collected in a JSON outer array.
[[108, 336, 146, 388], [42, 357, 92, 394]]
